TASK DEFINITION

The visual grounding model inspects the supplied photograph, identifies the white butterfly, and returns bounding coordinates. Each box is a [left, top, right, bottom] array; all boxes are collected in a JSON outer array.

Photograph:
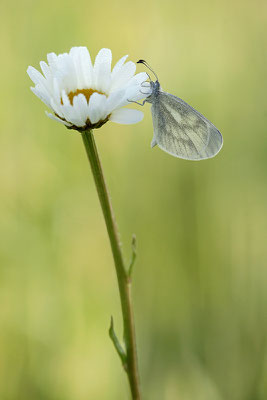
[[137, 60, 223, 161]]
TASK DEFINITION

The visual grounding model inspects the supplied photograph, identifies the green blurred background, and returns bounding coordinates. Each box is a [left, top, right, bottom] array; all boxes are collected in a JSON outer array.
[[1, 0, 267, 398]]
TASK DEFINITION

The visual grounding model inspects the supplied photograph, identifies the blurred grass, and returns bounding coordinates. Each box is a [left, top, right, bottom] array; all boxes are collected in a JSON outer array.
[[1, 0, 267, 398]]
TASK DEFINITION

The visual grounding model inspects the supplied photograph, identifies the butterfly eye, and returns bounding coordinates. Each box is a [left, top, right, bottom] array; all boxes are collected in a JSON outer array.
[[139, 89, 151, 95], [141, 81, 150, 88]]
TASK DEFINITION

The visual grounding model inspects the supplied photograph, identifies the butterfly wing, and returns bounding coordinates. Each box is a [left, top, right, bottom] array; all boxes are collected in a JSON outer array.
[[150, 92, 223, 160]]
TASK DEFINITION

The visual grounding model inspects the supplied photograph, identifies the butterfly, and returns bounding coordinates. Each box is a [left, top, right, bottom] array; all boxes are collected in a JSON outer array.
[[137, 60, 223, 160]]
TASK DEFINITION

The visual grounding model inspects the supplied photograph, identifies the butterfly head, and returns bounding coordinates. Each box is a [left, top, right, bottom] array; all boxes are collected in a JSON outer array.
[[150, 79, 160, 92]]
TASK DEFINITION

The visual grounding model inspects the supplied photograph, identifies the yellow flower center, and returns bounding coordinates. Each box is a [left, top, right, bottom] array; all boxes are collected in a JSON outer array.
[[57, 88, 110, 131], [61, 88, 105, 105]]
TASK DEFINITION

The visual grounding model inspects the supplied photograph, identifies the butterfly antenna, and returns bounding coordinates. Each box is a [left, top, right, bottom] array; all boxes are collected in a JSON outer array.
[[137, 59, 159, 81]]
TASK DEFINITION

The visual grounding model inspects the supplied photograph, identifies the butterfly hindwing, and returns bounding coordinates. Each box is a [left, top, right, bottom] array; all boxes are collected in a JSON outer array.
[[151, 92, 223, 160]]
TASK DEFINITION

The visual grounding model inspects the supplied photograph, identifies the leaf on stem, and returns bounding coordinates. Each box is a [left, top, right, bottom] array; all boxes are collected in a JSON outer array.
[[128, 234, 137, 278], [109, 316, 127, 370]]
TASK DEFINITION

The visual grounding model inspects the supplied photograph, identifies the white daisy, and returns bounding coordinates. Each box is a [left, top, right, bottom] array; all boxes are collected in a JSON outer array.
[[27, 47, 150, 131]]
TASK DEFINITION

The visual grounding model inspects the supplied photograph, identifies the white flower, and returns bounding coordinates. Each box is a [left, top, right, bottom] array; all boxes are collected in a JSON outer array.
[[27, 47, 150, 131]]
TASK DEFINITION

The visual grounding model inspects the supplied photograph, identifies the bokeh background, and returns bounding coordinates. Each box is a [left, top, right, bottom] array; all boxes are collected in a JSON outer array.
[[1, 0, 267, 398]]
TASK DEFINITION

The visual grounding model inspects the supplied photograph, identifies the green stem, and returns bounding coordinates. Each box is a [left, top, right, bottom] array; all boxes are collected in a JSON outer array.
[[82, 130, 141, 400]]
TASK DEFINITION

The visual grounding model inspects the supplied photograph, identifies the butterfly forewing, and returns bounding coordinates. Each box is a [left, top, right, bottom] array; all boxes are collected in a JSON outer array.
[[151, 92, 223, 160]]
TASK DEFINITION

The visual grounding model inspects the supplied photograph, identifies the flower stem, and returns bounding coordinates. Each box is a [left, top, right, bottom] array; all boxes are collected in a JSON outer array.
[[82, 130, 141, 400]]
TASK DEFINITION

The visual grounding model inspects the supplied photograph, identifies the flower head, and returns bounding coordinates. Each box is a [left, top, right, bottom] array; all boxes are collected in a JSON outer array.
[[27, 47, 150, 131]]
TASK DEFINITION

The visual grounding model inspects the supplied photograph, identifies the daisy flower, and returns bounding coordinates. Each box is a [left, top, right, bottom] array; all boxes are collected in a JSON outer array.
[[27, 47, 150, 131]]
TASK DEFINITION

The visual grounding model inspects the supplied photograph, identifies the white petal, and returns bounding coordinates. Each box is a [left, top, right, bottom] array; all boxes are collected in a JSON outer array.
[[73, 94, 89, 126], [110, 61, 136, 91], [60, 91, 78, 123], [70, 47, 86, 89], [124, 85, 150, 103], [61, 90, 71, 106], [50, 98, 64, 118], [28, 66, 54, 103], [31, 86, 51, 108], [110, 108, 144, 124], [40, 61, 51, 80], [52, 77, 61, 103], [60, 104, 76, 124], [79, 47, 94, 88], [45, 111, 72, 126], [62, 104, 85, 127], [59, 95, 85, 126], [106, 89, 126, 114], [55, 69, 73, 93], [27, 66, 46, 86], [47, 52, 58, 71], [94, 48, 112, 70], [127, 72, 149, 86], [88, 93, 107, 124], [94, 48, 112, 93], [111, 55, 128, 77], [55, 54, 77, 92], [107, 86, 147, 112]]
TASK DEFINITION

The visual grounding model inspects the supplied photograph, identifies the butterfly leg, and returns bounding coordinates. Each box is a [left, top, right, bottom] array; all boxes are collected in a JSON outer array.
[[127, 99, 147, 106]]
